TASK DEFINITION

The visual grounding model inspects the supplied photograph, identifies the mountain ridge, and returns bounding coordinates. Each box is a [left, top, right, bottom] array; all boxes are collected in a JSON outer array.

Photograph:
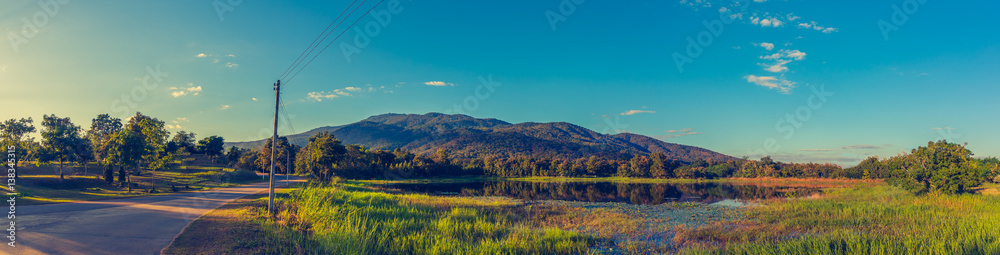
[[226, 113, 733, 162]]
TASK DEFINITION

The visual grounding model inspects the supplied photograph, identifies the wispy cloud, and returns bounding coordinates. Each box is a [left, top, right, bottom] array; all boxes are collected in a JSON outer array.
[[424, 81, 454, 86], [842, 144, 882, 150], [931, 127, 956, 130], [797, 21, 838, 33], [666, 128, 694, 133], [196, 53, 238, 68], [220, 105, 230, 110], [744, 75, 795, 94], [169, 83, 202, 97], [307, 84, 391, 102], [620, 110, 655, 116], [166, 117, 189, 129], [307, 90, 352, 101], [755, 42, 775, 51]]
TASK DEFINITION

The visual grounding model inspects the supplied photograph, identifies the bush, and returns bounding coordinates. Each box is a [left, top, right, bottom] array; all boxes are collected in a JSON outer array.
[[224, 169, 260, 183], [889, 141, 987, 194]]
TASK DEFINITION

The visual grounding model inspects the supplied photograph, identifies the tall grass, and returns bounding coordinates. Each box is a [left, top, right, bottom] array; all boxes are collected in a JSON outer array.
[[679, 185, 1000, 254], [263, 183, 591, 254]]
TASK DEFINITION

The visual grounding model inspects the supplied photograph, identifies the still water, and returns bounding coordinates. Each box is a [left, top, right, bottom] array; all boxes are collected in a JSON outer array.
[[381, 181, 821, 205]]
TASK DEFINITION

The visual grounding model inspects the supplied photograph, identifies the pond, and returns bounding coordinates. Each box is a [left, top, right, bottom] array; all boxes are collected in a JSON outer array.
[[379, 180, 822, 205]]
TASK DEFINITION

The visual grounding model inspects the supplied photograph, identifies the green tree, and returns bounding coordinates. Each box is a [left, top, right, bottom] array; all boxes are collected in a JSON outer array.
[[301, 132, 346, 180], [40, 115, 86, 181], [88, 114, 123, 182], [171, 131, 197, 153], [891, 140, 987, 194], [0, 118, 37, 167], [649, 152, 669, 178], [106, 125, 148, 192], [196, 135, 225, 160]]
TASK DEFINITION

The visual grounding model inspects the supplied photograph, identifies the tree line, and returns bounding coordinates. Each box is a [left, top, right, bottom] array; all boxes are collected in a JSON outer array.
[[0, 113, 226, 192], [283, 131, 998, 195]]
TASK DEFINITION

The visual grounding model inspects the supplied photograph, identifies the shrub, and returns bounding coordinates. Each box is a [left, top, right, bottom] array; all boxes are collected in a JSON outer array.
[[224, 169, 260, 183]]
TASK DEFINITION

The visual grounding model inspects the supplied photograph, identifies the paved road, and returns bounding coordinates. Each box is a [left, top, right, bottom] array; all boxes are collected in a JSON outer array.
[[6, 175, 303, 255]]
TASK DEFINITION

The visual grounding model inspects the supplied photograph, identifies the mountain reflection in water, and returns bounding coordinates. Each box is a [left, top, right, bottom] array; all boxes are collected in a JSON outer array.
[[382, 181, 821, 205]]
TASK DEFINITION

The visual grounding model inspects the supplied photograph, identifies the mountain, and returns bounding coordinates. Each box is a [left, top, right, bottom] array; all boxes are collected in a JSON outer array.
[[226, 113, 734, 162]]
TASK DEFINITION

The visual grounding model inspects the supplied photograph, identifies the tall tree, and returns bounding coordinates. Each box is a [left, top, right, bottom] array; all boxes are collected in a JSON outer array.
[[106, 125, 148, 192], [171, 131, 197, 153], [0, 118, 37, 167], [301, 132, 345, 180], [40, 115, 85, 181], [196, 135, 225, 160], [130, 113, 168, 192], [88, 114, 123, 181]]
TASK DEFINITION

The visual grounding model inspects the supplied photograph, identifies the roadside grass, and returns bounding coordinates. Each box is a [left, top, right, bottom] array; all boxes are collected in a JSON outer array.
[[274, 182, 591, 254], [203, 181, 589, 254], [9, 158, 261, 205], [162, 189, 317, 255], [676, 183, 1000, 254]]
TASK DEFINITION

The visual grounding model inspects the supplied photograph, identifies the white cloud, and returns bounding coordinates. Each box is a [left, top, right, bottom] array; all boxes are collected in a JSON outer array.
[[170, 83, 202, 97], [931, 127, 957, 130], [757, 42, 774, 51], [763, 60, 791, 73], [758, 49, 805, 73], [424, 81, 454, 86], [196, 53, 207, 58], [744, 75, 795, 94], [666, 128, 694, 133], [797, 21, 838, 33], [220, 105, 230, 110], [226, 54, 236, 57], [0, 65, 8, 72], [252, 97, 258, 101], [620, 110, 655, 116], [656, 128, 704, 139], [307, 89, 352, 101], [344, 87, 362, 92], [225, 62, 238, 69], [750, 16, 783, 27], [167, 117, 189, 129]]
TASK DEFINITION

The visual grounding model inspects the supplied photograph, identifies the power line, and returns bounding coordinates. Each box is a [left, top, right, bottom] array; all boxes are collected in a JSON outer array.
[[279, 0, 362, 80], [283, 0, 387, 86]]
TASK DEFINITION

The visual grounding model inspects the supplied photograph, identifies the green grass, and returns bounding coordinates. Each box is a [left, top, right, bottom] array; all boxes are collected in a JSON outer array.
[[256, 182, 592, 254], [8, 159, 262, 205], [677, 184, 1000, 254]]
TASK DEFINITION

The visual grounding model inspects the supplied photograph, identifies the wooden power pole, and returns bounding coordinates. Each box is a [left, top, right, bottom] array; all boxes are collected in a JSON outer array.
[[268, 80, 280, 214]]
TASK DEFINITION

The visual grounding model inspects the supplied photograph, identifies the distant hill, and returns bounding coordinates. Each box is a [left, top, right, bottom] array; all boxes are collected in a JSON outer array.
[[226, 113, 733, 163]]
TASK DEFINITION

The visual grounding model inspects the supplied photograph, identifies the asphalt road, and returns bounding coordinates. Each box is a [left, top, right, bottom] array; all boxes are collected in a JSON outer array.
[[5, 175, 303, 255]]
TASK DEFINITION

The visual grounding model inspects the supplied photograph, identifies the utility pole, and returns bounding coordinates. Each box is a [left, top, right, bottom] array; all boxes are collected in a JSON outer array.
[[286, 147, 290, 186], [268, 80, 280, 214]]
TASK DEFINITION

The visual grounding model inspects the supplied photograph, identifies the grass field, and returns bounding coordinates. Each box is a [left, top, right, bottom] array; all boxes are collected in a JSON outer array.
[[166, 181, 592, 254], [6, 157, 262, 205], [677, 183, 1000, 254], [165, 177, 1000, 254]]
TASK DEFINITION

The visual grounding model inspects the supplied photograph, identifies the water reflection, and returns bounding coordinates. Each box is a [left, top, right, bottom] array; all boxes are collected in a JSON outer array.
[[384, 181, 821, 205]]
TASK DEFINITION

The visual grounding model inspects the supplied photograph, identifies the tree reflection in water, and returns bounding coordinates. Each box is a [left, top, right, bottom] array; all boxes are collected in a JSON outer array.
[[385, 181, 821, 205]]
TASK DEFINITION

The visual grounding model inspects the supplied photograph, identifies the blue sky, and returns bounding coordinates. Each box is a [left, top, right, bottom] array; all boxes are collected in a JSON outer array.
[[1, 0, 998, 165]]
